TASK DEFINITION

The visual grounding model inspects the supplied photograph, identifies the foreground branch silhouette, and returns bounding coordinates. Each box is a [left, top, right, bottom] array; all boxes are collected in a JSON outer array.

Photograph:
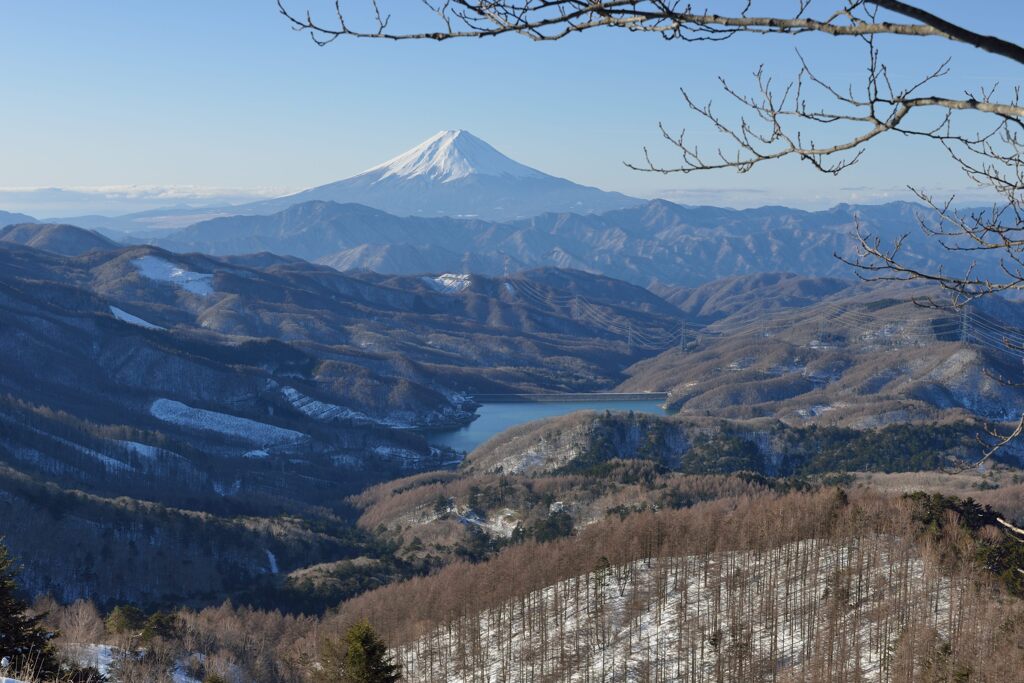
[[279, 1, 1024, 460]]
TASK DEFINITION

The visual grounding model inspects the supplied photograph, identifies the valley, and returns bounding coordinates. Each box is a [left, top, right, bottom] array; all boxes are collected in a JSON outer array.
[[4, 213, 1022, 617], [427, 397, 669, 453], [4, 117, 1024, 682]]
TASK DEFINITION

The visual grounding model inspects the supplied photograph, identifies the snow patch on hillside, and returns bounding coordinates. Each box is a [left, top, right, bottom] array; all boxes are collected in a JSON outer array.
[[398, 540, 946, 682], [132, 255, 214, 296], [423, 273, 471, 294], [66, 644, 122, 676], [150, 399, 305, 446], [109, 305, 164, 330], [458, 507, 520, 538], [117, 440, 162, 459], [172, 668, 202, 683], [282, 386, 370, 422], [212, 479, 241, 496], [372, 445, 425, 464], [21, 425, 133, 473], [281, 386, 415, 429]]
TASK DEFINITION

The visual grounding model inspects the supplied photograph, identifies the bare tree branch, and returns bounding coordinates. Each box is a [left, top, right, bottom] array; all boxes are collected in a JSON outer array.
[[280, 1, 1024, 461], [277, 1, 1024, 66]]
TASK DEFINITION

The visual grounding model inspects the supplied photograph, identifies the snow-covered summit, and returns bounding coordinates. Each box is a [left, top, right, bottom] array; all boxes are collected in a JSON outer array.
[[360, 130, 548, 184], [233, 129, 642, 221]]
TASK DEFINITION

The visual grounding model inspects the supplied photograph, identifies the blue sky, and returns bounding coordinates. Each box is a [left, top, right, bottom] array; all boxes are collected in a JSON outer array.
[[1, 1, 1020, 215]]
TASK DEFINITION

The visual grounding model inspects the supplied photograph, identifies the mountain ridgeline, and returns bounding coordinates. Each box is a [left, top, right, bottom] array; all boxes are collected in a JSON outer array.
[[12, 130, 1004, 292], [154, 198, 997, 290]]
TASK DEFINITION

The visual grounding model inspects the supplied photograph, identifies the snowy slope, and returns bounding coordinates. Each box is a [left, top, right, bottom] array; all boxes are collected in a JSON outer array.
[[238, 130, 641, 221], [132, 255, 214, 296], [396, 538, 954, 682], [67, 644, 121, 676], [362, 130, 546, 183], [150, 399, 305, 446], [422, 273, 472, 294], [110, 305, 164, 330]]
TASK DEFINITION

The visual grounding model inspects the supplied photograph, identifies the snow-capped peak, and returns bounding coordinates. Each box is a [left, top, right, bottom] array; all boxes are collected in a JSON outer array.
[[362, 130, 547, 183]]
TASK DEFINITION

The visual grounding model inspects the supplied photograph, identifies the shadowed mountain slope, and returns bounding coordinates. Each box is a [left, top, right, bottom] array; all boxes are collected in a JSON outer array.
[[157, 199, 996, 290], [0, 222, 119, 255]]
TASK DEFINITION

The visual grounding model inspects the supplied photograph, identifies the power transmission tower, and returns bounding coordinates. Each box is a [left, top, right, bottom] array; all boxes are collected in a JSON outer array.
[[679, 321, 686, 351], [627, 321, 633, 351], [503, 254, 510, 279], [960, 305, 970, 345], [572, 295, 581, 321]]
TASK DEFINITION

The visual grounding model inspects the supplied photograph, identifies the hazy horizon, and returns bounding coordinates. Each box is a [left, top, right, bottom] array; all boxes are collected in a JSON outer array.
[[1, 2, 1015, 216]]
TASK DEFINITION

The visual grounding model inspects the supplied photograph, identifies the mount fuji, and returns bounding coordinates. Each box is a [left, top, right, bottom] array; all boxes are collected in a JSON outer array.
[[241, 130, 642, 221]]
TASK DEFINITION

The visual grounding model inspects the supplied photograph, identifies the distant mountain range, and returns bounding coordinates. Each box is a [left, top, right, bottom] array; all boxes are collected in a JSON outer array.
[[0, 222, 119, 256], [16, 130, 643, 232], [0, 130, 1002, 291], [0, 209, 37, 226], [156, 198, 992, 289]]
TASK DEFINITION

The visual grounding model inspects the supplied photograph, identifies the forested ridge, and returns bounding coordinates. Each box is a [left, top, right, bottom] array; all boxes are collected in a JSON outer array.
[[7, 487, 1023, 682]]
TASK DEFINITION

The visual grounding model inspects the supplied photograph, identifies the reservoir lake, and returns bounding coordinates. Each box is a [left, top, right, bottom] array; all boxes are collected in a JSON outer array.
[[428, 399, 668, 454]]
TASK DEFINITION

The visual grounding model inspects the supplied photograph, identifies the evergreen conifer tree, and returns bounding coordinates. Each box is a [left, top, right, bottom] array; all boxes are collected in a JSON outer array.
[[315, 619, 400, 683], [0, 540, 57, 678]]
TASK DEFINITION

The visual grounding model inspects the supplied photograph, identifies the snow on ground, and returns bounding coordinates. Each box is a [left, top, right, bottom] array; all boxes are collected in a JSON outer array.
[[150, 399, 305, 447], [109, 305, 164, 330], [266, 549, 279, 574], [458, 507, 520, 538], [65, 645, 205, 683], [132, 255, 214, 296], [172, 654, 205, 683], [331, 454, 361, 467], [372, 445, 421, 459], [397, 538, 950, 682], [281, 386, 414, 428], [117, 440, 162, 459], [797, 404, 835, 418], [422, 273, 471, 293], [212, 479, 241, 496], [504, 282, 516, 295], [74, 444, 132, 473], [19, 424, 133, 473], [172, 668, 202, 683], [281, 386, 371, 423], [172, 653, 242, 683], [372, 445, 426, 466], [66, 644, 121, 676]]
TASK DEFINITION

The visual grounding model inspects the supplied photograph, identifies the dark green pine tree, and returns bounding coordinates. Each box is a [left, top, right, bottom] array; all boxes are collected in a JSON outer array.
[[315, 619, 400, 683], [0, 539, 57, 678]]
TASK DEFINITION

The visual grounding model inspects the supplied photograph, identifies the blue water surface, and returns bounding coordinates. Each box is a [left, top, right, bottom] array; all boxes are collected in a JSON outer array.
[[429, 399, 668, 453]]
